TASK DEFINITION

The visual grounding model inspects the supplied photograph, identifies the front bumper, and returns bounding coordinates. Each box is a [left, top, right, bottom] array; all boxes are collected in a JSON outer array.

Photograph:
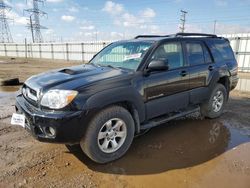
[[15, 94, 87, 144]]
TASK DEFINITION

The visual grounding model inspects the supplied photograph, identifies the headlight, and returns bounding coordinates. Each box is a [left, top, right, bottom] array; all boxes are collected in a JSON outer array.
[[40, 90, 78, 109]]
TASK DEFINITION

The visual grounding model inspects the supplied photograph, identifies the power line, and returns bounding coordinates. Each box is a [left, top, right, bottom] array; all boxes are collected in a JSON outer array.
[[77, 15, 250, 26], [24, 0, 47, 43], [179, 10, 187, 33], [0, 0, 13, 43]]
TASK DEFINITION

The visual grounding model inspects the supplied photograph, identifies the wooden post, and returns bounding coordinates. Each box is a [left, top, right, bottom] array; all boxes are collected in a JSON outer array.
[[39, 43, 42, 59], [81, 43, 84, 62], [16, 43, 18, 57], [25, 38, 28, 59], [242, 37, 249, 72], [4, 43, 7, 57], [235, 37, 240, 63], [30, 43, 33, 58], [66, 43, 69, 61], [51, 43, 54, 59]]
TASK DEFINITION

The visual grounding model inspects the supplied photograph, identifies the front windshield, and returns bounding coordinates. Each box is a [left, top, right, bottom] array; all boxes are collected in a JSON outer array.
[[90, 41, 153, 70]]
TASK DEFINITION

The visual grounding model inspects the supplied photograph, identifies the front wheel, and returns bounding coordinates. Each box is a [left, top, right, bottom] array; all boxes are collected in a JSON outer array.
[[201, 83, 227, 119], [80, 106, 135, 164]]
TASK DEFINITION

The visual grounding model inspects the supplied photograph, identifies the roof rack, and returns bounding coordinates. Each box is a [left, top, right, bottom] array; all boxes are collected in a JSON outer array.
[[134, 35, 170, 39], [175, 33, 217, 37], [134, 33, 217, 39]]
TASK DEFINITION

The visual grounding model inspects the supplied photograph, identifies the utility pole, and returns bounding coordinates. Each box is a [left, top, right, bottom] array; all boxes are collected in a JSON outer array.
[[0, 0, 13, 43], [213, 20, 217, 34], [24, 0, 47, 43], [179, 10, 188, 33]]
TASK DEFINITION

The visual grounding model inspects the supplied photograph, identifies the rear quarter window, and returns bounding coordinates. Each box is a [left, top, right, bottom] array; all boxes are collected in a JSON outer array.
[[207, 40, 235, 62]]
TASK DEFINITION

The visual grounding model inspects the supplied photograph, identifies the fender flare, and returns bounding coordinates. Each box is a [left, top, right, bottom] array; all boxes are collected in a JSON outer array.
[[84, 86, 146, 123], [208, 68, 230, 95]]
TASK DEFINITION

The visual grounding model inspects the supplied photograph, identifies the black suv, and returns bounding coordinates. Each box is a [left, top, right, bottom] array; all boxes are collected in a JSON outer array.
[[14, 33, 238, 163]]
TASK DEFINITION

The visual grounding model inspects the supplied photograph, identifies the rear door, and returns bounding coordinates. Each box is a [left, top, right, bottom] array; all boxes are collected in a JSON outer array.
[[144, 41, 189, 119], [185, 41, 215, 104]]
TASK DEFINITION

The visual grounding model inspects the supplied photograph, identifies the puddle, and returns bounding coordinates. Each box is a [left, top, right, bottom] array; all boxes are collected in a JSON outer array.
[[67, 118, 250, 175], [0, 86, 20, 93], [236, 78, 250, 92], [0, 86, 20, 100]]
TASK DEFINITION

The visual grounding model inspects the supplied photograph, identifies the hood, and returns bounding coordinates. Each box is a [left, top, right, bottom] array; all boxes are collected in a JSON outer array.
[[24, 64, 131, 93]]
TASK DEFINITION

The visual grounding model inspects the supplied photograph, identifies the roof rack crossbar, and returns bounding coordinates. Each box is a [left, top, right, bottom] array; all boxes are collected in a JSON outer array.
[[135, 35, 170, 39], [134, 33, 218, 39], [175, 33, 217, 37]]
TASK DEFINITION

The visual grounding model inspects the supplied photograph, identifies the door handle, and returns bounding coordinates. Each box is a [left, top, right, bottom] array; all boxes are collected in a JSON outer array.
[[180, 70, 187, 77], [208, 66, 214, 71]]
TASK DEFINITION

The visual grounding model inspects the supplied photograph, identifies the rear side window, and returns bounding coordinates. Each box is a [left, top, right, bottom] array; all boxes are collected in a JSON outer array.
[[208, 40, 235, 62], [186, 43, 205, 66]]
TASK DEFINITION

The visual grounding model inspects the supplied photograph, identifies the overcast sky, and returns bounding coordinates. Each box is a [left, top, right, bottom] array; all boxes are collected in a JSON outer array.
[[4, 0, 250, 42]]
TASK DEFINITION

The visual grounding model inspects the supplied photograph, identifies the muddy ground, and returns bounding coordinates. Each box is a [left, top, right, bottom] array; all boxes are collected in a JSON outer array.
[[0, 58, 250, 188], [0, 57, 82, 86]]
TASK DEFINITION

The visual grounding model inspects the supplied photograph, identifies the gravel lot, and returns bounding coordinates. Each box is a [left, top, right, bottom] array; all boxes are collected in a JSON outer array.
[[0, 58, 250, 188]]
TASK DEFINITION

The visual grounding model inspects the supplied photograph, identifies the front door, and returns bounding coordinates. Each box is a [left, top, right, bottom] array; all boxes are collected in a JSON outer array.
[[144, 41, 189, 119]]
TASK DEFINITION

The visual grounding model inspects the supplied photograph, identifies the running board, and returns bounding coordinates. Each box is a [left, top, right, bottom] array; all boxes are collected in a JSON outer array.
[[140, 107, 200, 130]]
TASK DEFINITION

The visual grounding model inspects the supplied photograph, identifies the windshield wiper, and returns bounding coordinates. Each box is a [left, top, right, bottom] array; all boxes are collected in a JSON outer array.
[[96, 64, 118, 69], [106, 65, 116, 69], [93, 64, 132, 71]]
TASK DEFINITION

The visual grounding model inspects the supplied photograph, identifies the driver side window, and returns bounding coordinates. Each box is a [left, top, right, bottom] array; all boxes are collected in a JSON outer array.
[[151, 42, 184, 70]]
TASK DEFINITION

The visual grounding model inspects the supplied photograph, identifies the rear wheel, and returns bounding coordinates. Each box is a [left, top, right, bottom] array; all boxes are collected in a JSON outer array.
[[80, 106, 135, 164], [201, 83, 227, 119]]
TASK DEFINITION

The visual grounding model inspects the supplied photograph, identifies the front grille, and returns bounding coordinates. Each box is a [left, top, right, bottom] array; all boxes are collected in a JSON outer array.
[[24, 99, 39, 113], [22, 85, 39, 106]]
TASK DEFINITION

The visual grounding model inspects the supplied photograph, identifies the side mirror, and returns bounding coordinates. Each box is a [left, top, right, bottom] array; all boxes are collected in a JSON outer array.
[[147, 59, 169, 72]]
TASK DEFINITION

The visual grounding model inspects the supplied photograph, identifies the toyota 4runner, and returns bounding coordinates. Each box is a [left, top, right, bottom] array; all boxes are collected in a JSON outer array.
[[12, 33, 239, 163]]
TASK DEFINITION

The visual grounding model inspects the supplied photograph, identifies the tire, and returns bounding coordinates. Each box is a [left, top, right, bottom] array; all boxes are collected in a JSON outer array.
[[80, 106, 135, 164], [201, 83, 227, 119]]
